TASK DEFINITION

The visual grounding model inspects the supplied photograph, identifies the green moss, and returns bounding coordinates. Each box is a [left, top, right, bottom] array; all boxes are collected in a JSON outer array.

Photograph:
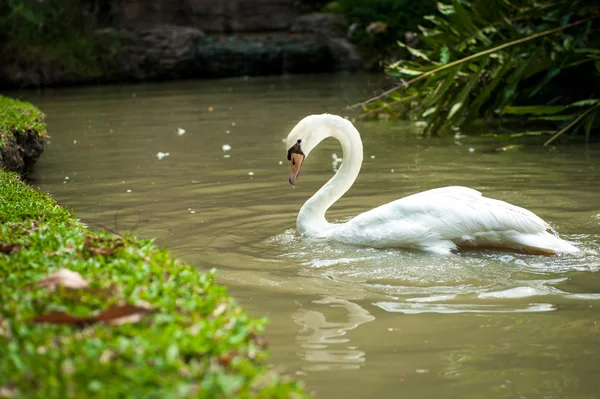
[[0, 171, 308, 398], [0, 96, 47, 140]]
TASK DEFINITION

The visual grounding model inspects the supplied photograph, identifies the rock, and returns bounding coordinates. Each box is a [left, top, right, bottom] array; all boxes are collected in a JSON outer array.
[[0, 25, 363, 88], [110, 25, 206, 80], [327, 38, 363, 71], [112, 30, 361, 80], [118, 0, 300, 33], [290, 13, 345, 37], [0, 131, 46, 174], [0, 62, 86, 88], [192, 35, 335, 77]]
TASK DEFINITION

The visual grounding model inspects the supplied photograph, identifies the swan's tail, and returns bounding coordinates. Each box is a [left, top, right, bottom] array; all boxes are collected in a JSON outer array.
[[514, 231, 579, 255]]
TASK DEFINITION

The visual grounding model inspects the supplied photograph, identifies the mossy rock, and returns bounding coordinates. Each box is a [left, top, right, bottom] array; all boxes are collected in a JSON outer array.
[[0, 96, 47, 173], [0, 171, 309, 398]]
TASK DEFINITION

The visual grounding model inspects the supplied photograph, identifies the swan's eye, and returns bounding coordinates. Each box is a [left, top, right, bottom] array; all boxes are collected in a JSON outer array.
[[297, 139, 302, 144]]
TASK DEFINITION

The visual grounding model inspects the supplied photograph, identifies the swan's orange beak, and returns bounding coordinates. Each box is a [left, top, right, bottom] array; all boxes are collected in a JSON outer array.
[[289, 153, 304, 185]]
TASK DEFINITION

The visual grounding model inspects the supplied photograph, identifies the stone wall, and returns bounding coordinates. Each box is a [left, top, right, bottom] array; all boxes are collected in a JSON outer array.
[[118, 0, 300, 33]]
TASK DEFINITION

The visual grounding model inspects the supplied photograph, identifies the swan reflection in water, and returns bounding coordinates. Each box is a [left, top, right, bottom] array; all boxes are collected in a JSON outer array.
[[292, 297, 375, 371]]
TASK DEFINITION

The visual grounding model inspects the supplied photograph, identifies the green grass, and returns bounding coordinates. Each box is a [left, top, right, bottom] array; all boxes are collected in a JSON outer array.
[[0, 96, 47, 147], [0, 171, 308, 398]]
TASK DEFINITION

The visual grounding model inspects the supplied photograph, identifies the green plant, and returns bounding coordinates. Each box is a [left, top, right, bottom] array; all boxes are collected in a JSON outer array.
[[334, 0, 437, 67], [352, 0, 600, 144], [0, 0, 119, 79], [0, 96, 47, 138], [0, 97, 307, 397], [0, 169, 309, 398]]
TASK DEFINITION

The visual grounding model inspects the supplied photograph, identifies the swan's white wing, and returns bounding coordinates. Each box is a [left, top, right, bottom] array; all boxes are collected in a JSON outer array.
[[325, 186, 563, 253]]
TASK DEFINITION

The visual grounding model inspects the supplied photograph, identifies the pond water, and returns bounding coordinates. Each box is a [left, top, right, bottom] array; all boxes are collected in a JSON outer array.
[[16, 74, 600, 398]]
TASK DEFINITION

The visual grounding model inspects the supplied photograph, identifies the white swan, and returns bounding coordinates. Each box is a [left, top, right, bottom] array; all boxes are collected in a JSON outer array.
[[285, 114, 579, 255]]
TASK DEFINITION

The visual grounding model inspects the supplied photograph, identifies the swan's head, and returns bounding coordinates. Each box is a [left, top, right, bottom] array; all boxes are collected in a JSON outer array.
[[286, 114, 346, 185]]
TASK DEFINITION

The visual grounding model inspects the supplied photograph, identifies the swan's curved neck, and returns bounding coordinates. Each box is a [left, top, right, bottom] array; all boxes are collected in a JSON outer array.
[[297, 122, 363, 235]]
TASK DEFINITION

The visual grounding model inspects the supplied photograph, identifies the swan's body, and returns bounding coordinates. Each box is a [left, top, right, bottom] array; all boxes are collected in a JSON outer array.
[[285, 114, 579, 255]]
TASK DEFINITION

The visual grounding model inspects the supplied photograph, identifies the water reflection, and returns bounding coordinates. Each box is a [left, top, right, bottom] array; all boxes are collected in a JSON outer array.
[[293, 297, 374, 370]]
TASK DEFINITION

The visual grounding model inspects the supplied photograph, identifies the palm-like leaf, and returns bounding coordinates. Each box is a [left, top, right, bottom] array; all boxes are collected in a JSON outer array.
[[353, 0, 600, 143]]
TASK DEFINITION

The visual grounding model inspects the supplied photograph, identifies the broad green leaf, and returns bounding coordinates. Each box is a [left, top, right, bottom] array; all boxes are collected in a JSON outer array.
[[529, 68, 560, 97], [392, 67, 425, 76], [440, 46, 450, 64], [437, 2, 455, 16], [397, 41, 435, 63], [500, 46, 542, 109], [531, 115, 576, 121], [447, 56, 490, 122], [503, 105, 567, 115], [418, 25, 443, 38], [422, 64, 463, 107], [448, 102, 463, 119], [568, 99, 600, 107], [422, 106, 438, 117]]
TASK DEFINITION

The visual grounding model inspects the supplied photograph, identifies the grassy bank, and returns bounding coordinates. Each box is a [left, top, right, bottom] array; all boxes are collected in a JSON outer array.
[[0, 95, 48, 173], [0, 95, 47, 147], [0, 94, 307, 397], [0, 171, 308, 398]]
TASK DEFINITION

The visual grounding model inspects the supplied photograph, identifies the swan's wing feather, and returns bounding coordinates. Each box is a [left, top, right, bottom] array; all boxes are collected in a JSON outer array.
[[331, 186, 551, 249]]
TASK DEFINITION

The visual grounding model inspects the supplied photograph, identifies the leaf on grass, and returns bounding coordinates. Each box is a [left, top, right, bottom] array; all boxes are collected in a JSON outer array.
[[35, 268, 89, 291], [32, 311, 89, 326], [31, 303, 154, 326], [0, 243, 21, 254], [94, 304, 154, 326]]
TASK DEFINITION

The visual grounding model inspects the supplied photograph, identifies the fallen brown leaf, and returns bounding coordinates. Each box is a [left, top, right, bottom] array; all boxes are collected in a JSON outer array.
[[88, 246, 119, 256], [31, 303, 154, 326], [94, 304, 154, 326], [32, 311, 90, 326], [35, 268, 89, 291], [0, 243, 21, 254]]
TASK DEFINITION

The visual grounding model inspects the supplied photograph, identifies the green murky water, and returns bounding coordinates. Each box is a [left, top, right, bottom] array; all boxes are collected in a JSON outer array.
[[15, 75, 600, 398]]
